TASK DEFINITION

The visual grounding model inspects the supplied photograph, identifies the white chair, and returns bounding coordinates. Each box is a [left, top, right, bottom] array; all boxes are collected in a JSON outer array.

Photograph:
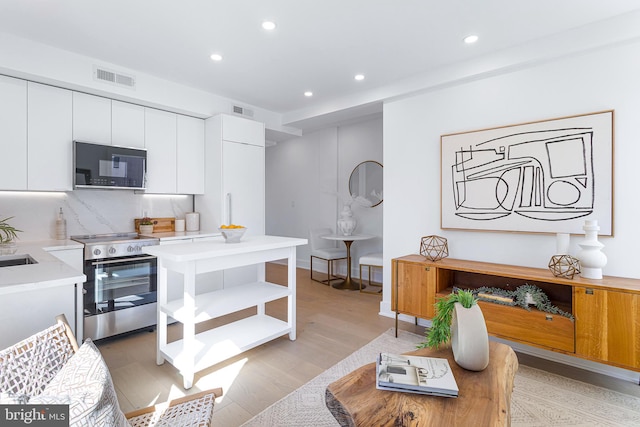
[[359, 252, 383, 294], [309, 227, 347, 285]]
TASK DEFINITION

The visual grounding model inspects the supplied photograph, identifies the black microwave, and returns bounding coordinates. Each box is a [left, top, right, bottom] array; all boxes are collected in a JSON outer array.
[[74, 141, 147, 190]]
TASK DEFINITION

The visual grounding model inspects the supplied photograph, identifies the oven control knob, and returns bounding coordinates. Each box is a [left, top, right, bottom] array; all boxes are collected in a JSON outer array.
[[136, 245, 142, 252], [93, 248, 101, 256], [127, 245, 134, 253], [108, 247, 117, 255]]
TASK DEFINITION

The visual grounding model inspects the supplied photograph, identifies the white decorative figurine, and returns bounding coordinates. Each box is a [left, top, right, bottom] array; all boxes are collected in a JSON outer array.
[[576, 220, 607, 279]]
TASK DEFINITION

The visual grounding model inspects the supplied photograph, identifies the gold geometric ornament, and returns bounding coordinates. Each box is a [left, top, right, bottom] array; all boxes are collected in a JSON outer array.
[[420, 235, 449, 261], [548, 255, 580, 279]]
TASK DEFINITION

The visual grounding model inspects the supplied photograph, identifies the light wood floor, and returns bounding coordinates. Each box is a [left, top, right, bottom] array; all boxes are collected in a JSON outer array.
[[97, 263, 640, 426]]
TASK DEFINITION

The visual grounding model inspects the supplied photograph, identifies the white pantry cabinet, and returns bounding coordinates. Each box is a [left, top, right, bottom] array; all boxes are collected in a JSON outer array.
[[221, 140, 265, 229], [0, 75, 27, 190], [177, 115, 205, 194], [144, 108, 177, 193], [72, 92, 111, 144], [112, 100, 145, 148], [27, 82, 73, 191], [198, 114, 265, 232], [197, 114, 265, 287], [220, 114, 265, 146]]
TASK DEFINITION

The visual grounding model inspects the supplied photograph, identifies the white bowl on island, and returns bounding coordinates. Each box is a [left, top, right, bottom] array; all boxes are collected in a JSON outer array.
[[218, 226, 247, 243]]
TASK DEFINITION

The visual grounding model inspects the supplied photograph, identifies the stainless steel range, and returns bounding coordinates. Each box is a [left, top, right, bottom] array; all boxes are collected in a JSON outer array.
[[71, 233, 159, 340]]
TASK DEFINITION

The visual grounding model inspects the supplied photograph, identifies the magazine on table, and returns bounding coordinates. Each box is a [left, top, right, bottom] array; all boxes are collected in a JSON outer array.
[[376, 353, 459, 397]]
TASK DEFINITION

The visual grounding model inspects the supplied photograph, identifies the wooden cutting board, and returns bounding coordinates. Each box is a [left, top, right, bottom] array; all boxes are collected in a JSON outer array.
[[134, 217, 175, 233]]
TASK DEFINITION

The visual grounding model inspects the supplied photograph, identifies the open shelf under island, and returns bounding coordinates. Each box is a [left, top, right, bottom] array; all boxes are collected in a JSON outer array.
[[144, 235, 307, 389], [392, 255, 640, 373]]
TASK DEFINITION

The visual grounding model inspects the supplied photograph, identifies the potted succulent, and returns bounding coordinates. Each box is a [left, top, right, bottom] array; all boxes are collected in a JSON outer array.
[[418, 289, 489, 371], [138, 217, 154, 235], [0, 216, 22, 246]]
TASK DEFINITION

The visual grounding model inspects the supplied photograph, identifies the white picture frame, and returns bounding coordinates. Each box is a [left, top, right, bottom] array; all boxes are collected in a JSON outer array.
[[441, 110, 613, 235]]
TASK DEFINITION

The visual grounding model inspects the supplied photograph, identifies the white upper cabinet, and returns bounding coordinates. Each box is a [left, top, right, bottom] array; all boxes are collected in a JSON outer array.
[[27, 82, 73, 191], [112, 100, 144, 148], [0, 75, 27, 190], [221, 114, 265, 146], [176, 115, 205, 195], [72, 92, 111, 144], [0, 74, 204, 194], [144, 108, 177, 193]]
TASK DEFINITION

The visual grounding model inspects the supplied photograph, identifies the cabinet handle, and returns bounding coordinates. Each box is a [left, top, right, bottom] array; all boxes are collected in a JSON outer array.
[[545, 315, 553, 321], [226, 193, 232, 224], [585, 288, 594, 295], [425, 267, 430, 272]]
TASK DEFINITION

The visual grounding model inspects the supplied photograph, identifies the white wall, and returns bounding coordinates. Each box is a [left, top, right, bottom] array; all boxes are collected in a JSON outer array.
[[382, 39, 640, 315], [337, 118, 383, 267], [266, 117, 383, 277]]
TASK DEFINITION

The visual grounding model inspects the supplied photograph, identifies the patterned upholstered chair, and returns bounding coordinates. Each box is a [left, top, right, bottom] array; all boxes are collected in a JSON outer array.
[[0, 315, 221, 426]]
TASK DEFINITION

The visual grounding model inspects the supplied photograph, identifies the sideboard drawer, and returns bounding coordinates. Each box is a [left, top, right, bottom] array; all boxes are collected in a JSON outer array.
[[479, 301, 575, 353]]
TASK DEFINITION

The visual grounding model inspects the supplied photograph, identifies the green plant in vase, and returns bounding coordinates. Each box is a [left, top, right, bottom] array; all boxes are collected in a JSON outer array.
[[138, 217, 155, 234], [140, 217, 154, 226], [419, 288, 490, 371], [418, 289, 477, 349], [0, 216, 22, 244]]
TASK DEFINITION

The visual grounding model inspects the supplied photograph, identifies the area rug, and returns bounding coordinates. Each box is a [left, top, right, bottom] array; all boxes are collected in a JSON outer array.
[[241, 329, 640, 427]]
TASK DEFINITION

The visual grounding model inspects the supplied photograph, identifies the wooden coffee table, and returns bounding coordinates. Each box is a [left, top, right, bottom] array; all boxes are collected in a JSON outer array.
[[325, 341, 518, 427]]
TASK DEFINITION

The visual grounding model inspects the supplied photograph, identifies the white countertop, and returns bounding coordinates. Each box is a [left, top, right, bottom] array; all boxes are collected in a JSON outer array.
[[143, 235, 307, 262], [0, 240, 86, 295], [139, 230, 222, 241]]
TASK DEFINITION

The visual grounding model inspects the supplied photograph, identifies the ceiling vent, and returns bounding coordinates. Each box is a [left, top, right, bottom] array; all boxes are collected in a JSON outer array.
[[232, 105, 254, 118], [93, 65, 136, 89]]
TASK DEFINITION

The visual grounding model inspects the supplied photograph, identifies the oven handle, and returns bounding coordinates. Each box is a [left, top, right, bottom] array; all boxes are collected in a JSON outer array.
[[91, 255, 156, 266]]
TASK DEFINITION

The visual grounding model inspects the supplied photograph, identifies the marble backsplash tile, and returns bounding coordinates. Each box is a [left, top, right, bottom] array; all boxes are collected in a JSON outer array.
[[0, 190, 193, 241]]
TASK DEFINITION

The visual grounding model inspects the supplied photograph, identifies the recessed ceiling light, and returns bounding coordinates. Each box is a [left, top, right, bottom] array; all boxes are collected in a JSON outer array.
[[304, 91, 313, 97], [262, 21, 277, 30], [464, 34, 479, 44], [354, 74, 365, 81], [210, 53, 223, 61]]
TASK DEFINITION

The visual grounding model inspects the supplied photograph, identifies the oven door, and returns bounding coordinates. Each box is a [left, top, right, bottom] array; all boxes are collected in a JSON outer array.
[[84, 255, 157, 317]]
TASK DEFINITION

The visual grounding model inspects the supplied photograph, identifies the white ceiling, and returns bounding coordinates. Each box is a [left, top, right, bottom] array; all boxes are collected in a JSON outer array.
[[1, 0, 640, 120]]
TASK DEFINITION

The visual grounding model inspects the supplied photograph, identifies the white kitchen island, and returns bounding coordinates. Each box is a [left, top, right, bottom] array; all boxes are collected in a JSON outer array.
[[143, 235, 307, 389]]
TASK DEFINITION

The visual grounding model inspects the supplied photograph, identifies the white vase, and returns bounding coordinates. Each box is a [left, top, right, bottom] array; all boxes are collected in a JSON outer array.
[[337, 205, 357, 236], [450, 302, 490, 371], [576, 220, 607, 279], [139, 225, 154, 235]]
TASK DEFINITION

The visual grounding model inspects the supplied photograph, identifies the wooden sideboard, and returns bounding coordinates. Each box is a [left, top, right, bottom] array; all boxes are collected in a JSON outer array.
[[392, 255, 640, 372]]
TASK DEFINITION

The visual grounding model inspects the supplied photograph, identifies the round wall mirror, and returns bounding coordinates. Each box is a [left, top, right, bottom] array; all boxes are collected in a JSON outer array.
[[349, 160, 383, 207]]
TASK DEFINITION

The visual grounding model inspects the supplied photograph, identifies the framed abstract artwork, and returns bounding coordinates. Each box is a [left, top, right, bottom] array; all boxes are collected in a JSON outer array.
[[441, 110, 613, 235]]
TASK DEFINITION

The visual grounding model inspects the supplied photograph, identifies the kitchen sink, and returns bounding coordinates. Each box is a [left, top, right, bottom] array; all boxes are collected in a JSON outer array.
[[0, 254, 38, 267]]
